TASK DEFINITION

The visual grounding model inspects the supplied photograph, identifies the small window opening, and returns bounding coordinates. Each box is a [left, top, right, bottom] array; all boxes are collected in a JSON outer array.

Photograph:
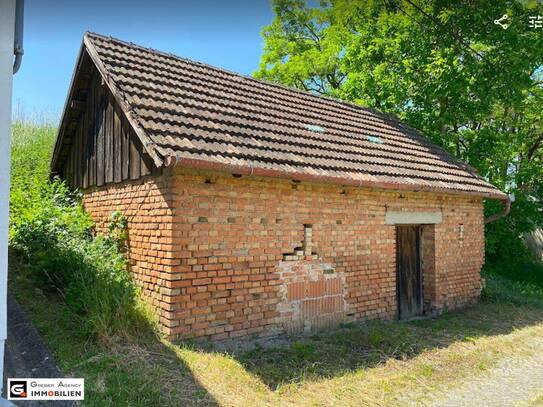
[[305, 124, 326, 133], [367, 135, 384, 144]]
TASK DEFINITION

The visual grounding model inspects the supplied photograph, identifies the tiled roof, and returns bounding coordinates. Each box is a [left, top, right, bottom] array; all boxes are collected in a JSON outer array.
[[83, 32, 506, 199]]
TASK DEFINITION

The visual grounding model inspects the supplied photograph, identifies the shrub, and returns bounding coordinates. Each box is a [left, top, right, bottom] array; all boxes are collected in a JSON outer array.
[[9, 120, 151, 342], [481, 270, 543, 308]]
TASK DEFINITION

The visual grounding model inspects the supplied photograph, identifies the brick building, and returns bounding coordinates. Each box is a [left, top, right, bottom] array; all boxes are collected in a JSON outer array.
[[51, 33, 509, 340]]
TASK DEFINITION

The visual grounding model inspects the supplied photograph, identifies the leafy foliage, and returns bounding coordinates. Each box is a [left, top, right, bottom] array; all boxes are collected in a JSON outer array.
[[257, 0, 543, 263], [9, 121, 150, 341]]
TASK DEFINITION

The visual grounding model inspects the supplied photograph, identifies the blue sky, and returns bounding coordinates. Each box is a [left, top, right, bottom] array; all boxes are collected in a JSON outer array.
[[13, 0, 274, 122]]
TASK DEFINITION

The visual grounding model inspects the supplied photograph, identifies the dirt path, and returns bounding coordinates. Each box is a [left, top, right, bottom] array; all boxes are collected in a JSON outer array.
[[429, 336, 543, 407]]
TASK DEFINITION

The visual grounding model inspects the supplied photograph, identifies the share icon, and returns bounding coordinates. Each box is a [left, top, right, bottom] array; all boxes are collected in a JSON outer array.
[[494, 14, 509, 30]]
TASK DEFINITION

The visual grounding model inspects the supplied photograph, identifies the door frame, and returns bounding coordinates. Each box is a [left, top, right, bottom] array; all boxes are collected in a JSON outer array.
[[395, 225, 423, 320]]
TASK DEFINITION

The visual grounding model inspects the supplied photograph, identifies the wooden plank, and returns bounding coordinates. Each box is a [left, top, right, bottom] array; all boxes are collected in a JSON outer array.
[[96, 90, 105, 187], [89, 73, 97, 187], [72, 147, 76, 188], [65, 153, 73, 188], [67, 140, 72, 187], [78, 121, 84, 188], [140, 152, 150, 177], [129, 129, 141, 180], [105, 100, 114, 184], [74, 123, 80, 188], [71, 126, 77, 188], [121, 117, 129, 180], [113, 105, 122, 183], [78, 122, 84, 188], [82, 103, 89, 189], [396, 225, 422, 320]]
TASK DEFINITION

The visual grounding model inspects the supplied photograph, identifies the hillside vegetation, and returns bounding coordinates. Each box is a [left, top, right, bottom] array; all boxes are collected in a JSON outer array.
[[9, 121, 152, 341]]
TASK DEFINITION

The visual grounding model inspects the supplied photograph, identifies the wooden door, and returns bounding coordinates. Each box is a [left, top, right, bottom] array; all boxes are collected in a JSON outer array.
[[396, 225, 423, 319]]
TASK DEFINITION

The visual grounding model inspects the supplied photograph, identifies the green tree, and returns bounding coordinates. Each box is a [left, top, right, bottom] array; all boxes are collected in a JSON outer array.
[[256, 0, 543, 262]]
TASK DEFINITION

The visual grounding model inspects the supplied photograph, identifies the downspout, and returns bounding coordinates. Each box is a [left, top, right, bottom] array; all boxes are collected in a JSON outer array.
[[163, 154, 181, 168], [484, 196, 511, 224], [0, 0, 22, 404], [12, 0, 24, 74]]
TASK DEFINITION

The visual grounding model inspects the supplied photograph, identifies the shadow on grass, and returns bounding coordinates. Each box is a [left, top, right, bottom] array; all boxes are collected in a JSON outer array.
[[204, 281, 543, 390], [8, 252, 219, 407]]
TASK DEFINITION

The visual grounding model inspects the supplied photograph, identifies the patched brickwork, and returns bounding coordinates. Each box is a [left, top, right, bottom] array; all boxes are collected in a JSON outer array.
[[277, 258, 346, 333], [82, 167, 486, 341]]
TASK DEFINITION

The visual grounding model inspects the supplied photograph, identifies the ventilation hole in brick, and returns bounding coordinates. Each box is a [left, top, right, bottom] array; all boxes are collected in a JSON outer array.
[[260, 218, 268, 224], [227, 217, 236, 223], [198, 216, 208, 223], [336, 219, 342, 225], [291, 184, 298, 190], [251, 293, 261, 300], [346, 312, 355, 317], [292, 179, 301, 183], [232, 174, 242, 178], [276, 217, 283, 223], [323, 268, 335, 275], [398, 194, 405, 199], [293, 246, 303, 256], [204, 178, 215, 184], [303, 224, 314, 256]]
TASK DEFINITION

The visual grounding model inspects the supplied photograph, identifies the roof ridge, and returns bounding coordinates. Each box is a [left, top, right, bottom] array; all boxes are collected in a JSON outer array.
[[85, 31, 411, 128]]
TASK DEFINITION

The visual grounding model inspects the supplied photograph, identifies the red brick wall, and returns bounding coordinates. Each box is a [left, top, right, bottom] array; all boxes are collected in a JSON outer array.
[[82, 175, 177, 327], [82, 167, 485, 340]]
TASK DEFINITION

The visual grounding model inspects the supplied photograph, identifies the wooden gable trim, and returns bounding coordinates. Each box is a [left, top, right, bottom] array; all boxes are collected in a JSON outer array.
[[51, 41, 87, 175], [51, 35, 162, 189], [52, 58, 158, 189], [82, 34, 163, 168]]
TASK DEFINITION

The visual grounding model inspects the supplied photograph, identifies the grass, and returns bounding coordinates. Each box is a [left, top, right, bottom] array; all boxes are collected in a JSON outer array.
[[10, 262, 543, 406], [9, 254, 215, 406]]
